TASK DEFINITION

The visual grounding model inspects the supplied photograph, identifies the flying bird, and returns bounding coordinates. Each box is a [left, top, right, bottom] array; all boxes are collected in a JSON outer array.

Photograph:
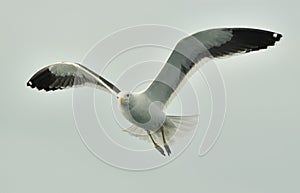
[[27, 27, 282, 156]]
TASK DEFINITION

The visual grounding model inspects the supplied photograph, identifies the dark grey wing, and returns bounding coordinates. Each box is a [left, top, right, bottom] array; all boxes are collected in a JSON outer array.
[[27, 62, 120, 95], [143, 28, 282, 106]]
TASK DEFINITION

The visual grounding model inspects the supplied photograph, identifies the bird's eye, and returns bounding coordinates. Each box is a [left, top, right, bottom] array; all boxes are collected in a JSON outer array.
[[126, 94, 129, 97]]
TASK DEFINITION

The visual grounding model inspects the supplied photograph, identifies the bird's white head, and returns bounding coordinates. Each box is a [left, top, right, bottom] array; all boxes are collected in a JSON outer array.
[[117, 91, 131, 105]]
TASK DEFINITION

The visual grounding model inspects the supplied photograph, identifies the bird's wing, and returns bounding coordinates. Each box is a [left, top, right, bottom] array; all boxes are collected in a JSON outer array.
[[143, 28, 282, 106], [27, 62, 120, 95]]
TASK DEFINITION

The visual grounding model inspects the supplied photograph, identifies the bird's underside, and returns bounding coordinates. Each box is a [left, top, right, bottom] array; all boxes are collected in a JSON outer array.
[[27, 27, 282, 156]]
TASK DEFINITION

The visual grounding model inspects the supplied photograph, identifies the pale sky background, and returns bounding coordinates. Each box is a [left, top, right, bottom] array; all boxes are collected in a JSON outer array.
[[1, 0, 299, 193]]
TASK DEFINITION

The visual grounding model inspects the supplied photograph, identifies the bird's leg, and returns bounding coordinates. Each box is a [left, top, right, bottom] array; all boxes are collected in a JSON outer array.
[[161, 127, 171, 156], [147, 130, 165, 156]]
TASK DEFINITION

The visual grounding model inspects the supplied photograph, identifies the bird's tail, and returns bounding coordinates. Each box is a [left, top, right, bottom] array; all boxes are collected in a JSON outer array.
[[123, 115, 199, 145]]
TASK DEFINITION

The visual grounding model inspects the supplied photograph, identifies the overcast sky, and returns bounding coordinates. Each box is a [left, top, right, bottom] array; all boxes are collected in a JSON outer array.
[[1, 0, 299, 193]]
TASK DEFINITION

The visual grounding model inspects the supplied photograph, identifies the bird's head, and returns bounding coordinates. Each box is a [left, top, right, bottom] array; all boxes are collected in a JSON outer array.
[[117, 91, 131, 105]]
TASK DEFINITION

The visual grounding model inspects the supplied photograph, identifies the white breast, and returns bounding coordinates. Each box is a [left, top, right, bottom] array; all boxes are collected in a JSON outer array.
[[119, 96, 166, 132]]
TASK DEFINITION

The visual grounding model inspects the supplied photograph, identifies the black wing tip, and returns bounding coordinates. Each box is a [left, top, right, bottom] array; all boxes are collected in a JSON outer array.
[[273, 32, 283, 42], [207, 28, 283, 58], [26, 68, 59, 92], [233, 28, 283, 49], [26, 79, 37, 89], [26, 79, 54, 92], [241, 28, 283, 42], [26, 80, 32, 87], [27, 66, 77, 92]]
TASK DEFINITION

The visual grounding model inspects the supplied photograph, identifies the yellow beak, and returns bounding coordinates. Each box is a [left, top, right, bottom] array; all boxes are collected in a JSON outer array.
[[119, 97, 124, 104]]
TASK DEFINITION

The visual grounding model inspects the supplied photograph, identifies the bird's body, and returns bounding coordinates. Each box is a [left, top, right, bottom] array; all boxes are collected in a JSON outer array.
[[118, 92, 166, 131], [27, 27, 282, 156]]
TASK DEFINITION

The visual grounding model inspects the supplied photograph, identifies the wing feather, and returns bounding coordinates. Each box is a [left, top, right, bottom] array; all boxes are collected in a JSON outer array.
[[143, 28, 282, 106], [27, 62, 120, 95]]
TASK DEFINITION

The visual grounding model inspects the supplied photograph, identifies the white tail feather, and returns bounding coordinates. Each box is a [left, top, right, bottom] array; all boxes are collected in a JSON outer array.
[[123, 115, 198, 145]]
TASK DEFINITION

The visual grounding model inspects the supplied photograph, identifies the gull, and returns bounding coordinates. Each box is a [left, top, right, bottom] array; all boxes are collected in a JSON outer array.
[[27, 27, 282, 156]]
